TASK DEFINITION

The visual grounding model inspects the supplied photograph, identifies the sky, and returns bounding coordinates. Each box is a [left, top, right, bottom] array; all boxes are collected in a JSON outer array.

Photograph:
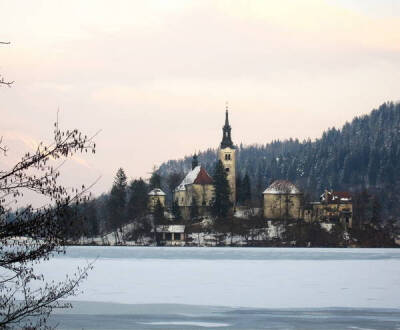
[[1, 0, 400, 197]]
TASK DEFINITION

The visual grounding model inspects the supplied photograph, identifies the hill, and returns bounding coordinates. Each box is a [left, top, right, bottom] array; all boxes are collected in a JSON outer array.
[[158, 102, 400, 220]]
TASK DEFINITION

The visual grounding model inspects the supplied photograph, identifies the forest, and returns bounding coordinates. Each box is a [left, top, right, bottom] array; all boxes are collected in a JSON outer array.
[[54, 102, 400, 241], [158, 101, 400, 220]]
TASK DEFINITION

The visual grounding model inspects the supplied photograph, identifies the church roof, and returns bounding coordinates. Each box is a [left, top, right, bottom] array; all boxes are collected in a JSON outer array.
[[175, 166, 213, 191], [263, 180, 301, 195]]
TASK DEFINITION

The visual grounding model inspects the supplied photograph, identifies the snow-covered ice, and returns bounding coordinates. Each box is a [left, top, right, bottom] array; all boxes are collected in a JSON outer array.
[[36, 247, 400, 309], [39, 247, 400, 329]]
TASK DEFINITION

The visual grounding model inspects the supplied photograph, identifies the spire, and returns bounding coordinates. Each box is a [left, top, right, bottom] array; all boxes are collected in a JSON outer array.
[[225, 102, 230, 126], [220, 103, 234, 149], [192, 153, 199, 170]]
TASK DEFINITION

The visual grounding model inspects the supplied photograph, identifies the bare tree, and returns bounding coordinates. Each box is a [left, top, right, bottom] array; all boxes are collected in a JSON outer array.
[[0, 120, 98, 328], [0, 47, 99, 326]]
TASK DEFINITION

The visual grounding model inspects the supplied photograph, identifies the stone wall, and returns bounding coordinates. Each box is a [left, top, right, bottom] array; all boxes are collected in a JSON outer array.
[[263, 193, 302, 220]]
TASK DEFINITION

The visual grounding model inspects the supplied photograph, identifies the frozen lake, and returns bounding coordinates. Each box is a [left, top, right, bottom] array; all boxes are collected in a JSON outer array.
[[44, 247, 400, 329]]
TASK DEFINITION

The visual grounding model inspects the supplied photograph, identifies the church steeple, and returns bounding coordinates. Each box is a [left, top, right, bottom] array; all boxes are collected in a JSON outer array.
[[192, 153, 199, 170], [218, 104, 236, 206], [220, 105, 234, 149]]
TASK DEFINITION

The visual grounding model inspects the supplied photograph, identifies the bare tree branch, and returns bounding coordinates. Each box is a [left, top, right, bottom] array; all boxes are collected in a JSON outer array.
[[0, 120, 98, 328]]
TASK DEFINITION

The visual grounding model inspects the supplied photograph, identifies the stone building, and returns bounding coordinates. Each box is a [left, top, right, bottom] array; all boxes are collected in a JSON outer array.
[[173, 108, 237, 220], [148, 188, 166, 212], [263, 180, 303, 220], [174, 156, 214, 220], [304, 190, 353, 228]]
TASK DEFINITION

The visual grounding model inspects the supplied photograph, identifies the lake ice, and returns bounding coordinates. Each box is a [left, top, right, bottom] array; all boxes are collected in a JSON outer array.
[[42, 247, 400, 329]]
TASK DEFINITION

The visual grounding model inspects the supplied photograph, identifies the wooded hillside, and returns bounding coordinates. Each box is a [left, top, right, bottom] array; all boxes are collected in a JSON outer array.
[[158, 102, 400, 219]]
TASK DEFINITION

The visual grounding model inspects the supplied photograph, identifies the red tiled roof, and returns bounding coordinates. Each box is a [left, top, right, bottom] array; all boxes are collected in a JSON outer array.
[[333, 191, 352, 199], [322, 190, 352, 202], [193, 167, 213, 185]]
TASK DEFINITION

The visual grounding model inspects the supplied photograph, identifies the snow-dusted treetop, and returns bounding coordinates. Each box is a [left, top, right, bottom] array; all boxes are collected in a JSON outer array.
[[175, 165, 213, 192], [263, 180, 301, 195], [148, 188, 166, 196]]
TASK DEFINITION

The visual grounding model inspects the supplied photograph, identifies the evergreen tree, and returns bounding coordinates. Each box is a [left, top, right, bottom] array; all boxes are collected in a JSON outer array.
[[152, 199, 165, 245], [82, 200, 99, 238], [157, 101, 400, 220], [371, 195, 381, 226], [126, 178, 148, 219], [236, 174, 242, 204], [153, 199, 166, 226], [242, 173, 252, 203], [172, 199, 182, 221], [211, 160, 232, 219], [166, 171, 184, 206], [108, 168, 128, 232], [149, 169, 161, 189]]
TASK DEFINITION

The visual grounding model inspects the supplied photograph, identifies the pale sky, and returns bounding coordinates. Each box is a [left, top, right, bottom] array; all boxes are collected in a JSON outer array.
[[1, 0, 400, 197]]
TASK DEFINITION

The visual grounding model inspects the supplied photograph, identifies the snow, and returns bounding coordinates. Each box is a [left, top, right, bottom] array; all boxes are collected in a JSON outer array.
[[263, 180, 301, 195], [234, 207, 261, 219], [175, 165, 201, 191], [155, 225, 185, 233], [321, 223, 334, 232], [148, 188, 166, 196], [34, 247, 400, 309]]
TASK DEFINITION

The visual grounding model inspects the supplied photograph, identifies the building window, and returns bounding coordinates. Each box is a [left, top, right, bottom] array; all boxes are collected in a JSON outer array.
[[225, 168, 229, 172], [174, 233, 181, 241], [225, 154, 231, 160], [165, 233, 172, 241]]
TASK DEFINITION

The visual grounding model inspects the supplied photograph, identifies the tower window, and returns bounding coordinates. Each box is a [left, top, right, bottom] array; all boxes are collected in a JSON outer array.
[[226, 168, 230, 172], [225, 154, 231, 160]]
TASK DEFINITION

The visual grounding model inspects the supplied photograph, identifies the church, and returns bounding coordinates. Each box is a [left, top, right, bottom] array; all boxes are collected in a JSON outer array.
[[168, 107, 352, 226], [173, 108, 237, 220]]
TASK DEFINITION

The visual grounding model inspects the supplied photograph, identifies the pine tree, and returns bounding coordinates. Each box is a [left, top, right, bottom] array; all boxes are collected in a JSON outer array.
[[242, 173, 252, 204], [156, 101, 400, 219], [108, 168, 128, 232], [371, 195, 381, 226], [149, 169, 161, 190], [127, 178, 148, 220], [236, 174, 242, 204], [211, 160, 232, 219], [152, 199, 166, 245], [153, 199, 166, 226], [82, 200, 99, 238], [172, 199, 182, 221]]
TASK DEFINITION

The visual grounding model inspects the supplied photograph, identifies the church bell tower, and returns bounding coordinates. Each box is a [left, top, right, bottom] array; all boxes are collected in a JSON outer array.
[[218, 105, 236, 205]]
